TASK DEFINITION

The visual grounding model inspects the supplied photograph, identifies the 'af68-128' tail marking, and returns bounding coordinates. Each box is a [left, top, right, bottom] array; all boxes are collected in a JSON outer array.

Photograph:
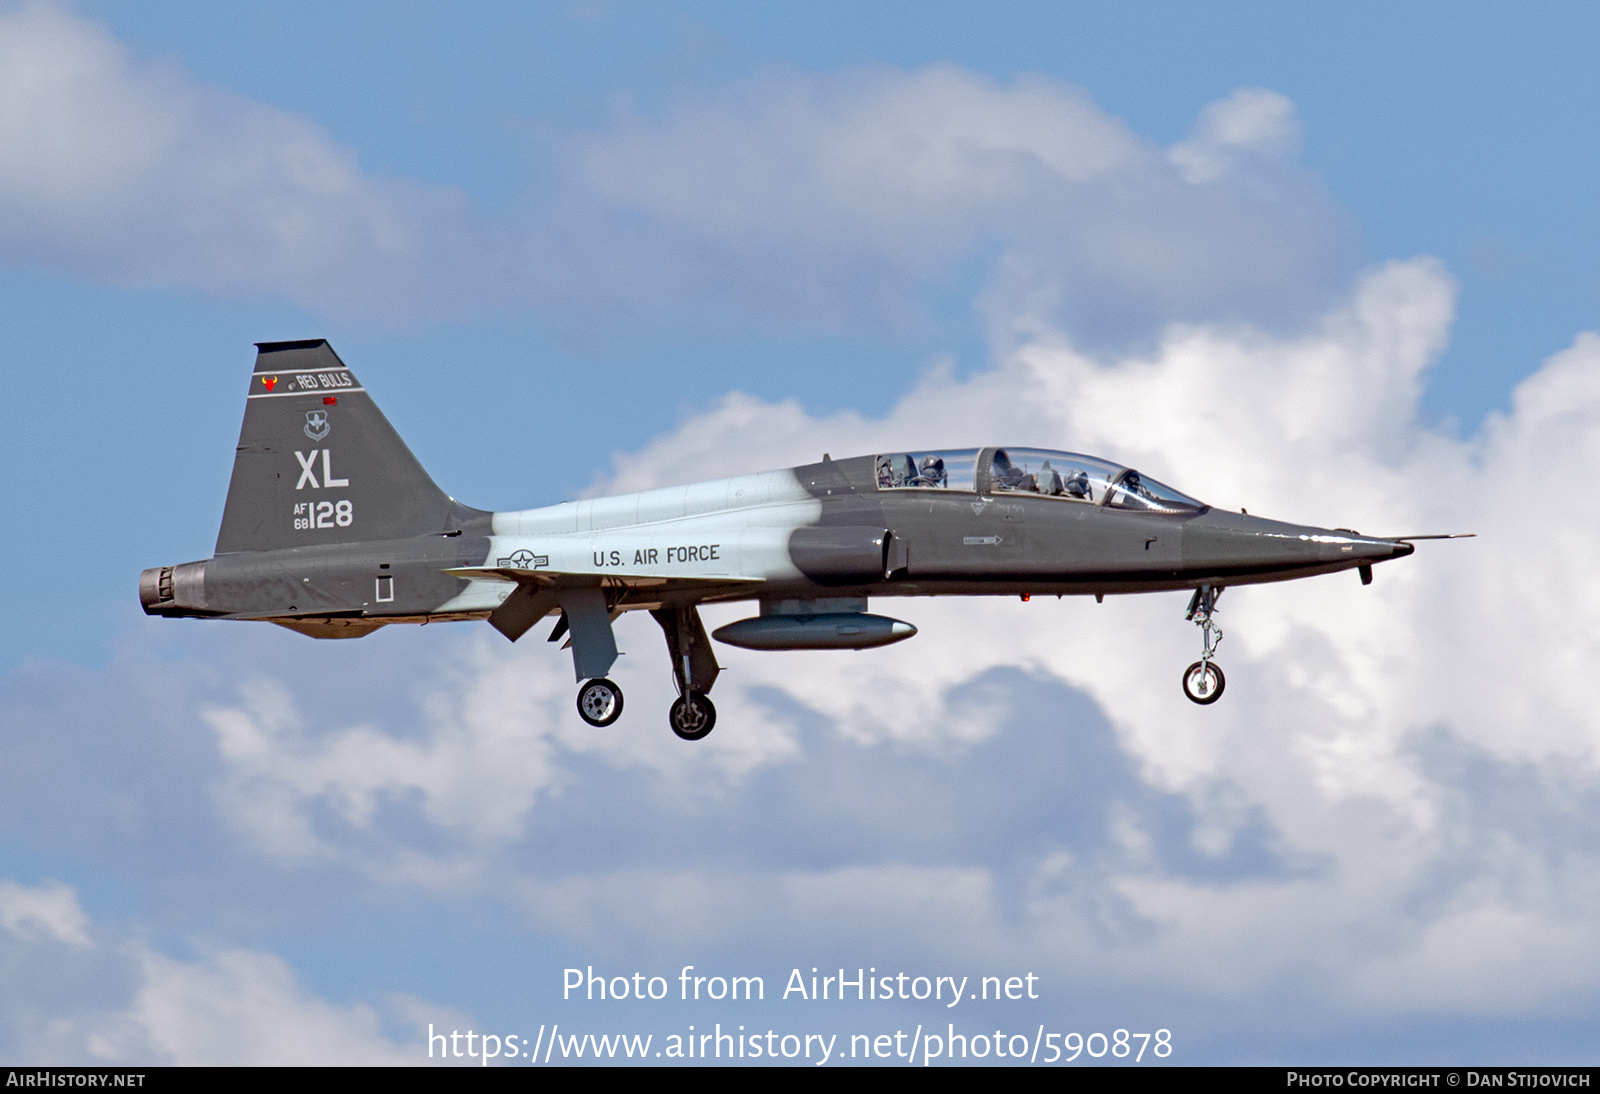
[[293, 500, 353, 530]]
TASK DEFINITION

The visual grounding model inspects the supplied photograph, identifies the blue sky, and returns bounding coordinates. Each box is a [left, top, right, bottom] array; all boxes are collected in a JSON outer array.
[[3, 0, 1600, 1065]]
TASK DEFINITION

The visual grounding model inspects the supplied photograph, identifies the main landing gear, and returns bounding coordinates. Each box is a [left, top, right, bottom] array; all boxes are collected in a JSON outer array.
[[569, 605, 723, 738], [669, 692, 716, 740], [1182, 585, 1226, 705], [573, 674, 717, 738], [652, 605, 722, 741], [576, 678, 624, 726]]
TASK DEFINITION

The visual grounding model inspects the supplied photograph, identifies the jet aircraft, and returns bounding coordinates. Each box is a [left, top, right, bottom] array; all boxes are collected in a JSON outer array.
[[141, 341, 1455, 739]]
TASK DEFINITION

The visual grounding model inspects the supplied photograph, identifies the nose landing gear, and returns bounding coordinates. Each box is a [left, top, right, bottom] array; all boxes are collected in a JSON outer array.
[[1182, 585, 1226, 705]]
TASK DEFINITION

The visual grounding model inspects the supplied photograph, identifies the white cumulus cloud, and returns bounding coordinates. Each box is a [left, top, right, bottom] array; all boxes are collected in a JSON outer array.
[[0, 7, 1344, 345], [0, 876, 448, 1064], [0, 3, 495, 319], [113, 946, 423, 1065], [1169, 86, 1302, 184], [0, 880, 91, 950], [562, 64, 1346, 342]]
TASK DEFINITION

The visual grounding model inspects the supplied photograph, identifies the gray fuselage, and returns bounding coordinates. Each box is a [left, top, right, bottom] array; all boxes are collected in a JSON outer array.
[[139, 339, 1419, 731], [142, 448, 1412, 633]]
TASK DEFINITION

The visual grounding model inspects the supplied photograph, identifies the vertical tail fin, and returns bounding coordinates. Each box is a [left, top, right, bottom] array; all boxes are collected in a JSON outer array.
[[216, 340, 472, 554]]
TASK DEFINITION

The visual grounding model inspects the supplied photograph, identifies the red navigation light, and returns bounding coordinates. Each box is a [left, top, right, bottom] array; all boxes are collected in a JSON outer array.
[[323, 396, 337, 405]]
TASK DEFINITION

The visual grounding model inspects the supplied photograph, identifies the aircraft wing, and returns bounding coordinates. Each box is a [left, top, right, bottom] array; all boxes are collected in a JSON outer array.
[[443, 565, 767, 644]]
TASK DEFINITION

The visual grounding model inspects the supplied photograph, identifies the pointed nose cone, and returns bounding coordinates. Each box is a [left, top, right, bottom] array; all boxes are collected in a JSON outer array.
[[890, 621, 917, 640], [1182, 510, 1412, 577]]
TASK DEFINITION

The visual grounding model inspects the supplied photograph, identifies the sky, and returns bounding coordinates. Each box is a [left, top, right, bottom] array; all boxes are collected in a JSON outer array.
[[2, 0, 1600, 1066]]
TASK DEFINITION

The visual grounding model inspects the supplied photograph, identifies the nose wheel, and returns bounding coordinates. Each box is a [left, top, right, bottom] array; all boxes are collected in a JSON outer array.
[[669, 692, 716, 740], [1182, 585, 1226, 705], [576, 678, 624, 726], [1182, 660, 1225, 704]]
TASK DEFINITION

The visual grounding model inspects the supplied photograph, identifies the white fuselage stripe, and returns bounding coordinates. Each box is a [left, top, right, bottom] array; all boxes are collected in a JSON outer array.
[[492, 469, 817, 536], [433, 469, 820, 614]]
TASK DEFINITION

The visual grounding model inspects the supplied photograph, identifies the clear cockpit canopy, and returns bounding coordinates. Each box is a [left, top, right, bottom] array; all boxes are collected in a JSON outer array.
[[990, 447, 1203, 511], [875, 450, 978, 492], [988, 447, 1120, 503], [875, 446, 1205, 512], [1103, 468, 1205, 512]]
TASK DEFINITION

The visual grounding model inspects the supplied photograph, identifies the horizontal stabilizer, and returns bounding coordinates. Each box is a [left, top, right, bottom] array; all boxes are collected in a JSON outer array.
[[488, 584, 559, 643]]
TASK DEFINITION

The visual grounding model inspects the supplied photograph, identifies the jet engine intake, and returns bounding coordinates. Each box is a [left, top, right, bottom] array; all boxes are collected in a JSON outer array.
[[788, 526, 890, 585]]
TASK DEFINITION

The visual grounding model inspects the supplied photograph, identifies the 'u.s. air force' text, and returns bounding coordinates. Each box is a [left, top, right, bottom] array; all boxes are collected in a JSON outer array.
[[591, 545, 721, 568]]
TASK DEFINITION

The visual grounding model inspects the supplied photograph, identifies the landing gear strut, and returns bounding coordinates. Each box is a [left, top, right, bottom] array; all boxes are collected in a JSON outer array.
[[576, 678, 624, 726], [1182, 585, 1226, 705]]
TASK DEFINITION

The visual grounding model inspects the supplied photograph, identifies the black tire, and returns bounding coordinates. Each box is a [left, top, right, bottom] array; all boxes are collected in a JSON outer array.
[[576, 678, 624, 726], [669, 692, 717, 740], [1182, 661, 1225, 705]]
